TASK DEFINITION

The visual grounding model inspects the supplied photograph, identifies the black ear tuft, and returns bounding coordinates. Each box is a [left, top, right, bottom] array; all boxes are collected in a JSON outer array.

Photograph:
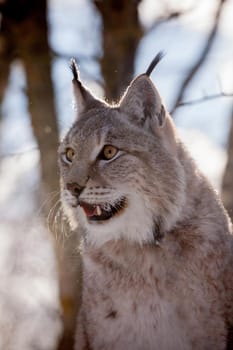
[[70, 58, 79, 81], [145, 51, 165, 77], [70, 58, 105, 118]]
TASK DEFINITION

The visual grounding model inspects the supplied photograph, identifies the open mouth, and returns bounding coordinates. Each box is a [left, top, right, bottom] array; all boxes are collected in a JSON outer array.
[[79, 197, 127, 222]]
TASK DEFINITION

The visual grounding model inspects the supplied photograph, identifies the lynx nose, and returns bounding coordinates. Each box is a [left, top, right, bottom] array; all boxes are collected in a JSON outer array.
[[67, 182, 85, 198]]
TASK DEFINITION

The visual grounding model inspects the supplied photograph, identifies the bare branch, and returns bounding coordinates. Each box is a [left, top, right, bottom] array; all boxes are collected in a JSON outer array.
[[145, 7, 193, 34], [51, 49, 104, 88], [170, 0, 227, 115], [175, 91, 233, 109], [0, 146, 38, 159], [51, 48, 99, 64]]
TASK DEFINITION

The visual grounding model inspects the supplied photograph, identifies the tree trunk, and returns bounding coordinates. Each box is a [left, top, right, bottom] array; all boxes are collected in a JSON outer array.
[[0, 1, 80, 349], [94, 0, 143, 101]]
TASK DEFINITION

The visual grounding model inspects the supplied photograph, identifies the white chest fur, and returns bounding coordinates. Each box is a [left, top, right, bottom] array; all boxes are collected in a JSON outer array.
[[84, 271, 189, 350], [79, 245, 226, 350]]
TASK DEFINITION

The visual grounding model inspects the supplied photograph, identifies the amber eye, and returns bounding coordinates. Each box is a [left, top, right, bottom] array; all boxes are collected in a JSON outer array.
[[101, 145, 118, 160], [64, 147, 75, 163]]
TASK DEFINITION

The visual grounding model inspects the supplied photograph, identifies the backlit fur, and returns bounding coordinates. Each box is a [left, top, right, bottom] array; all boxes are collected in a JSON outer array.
[[59, 64, 233, 350]]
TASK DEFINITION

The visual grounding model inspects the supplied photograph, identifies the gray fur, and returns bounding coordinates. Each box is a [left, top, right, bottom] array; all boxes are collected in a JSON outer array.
[[59, 61, 233, 350]]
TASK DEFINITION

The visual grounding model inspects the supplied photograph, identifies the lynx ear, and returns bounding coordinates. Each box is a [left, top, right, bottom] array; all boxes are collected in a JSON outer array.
[[120, 52, 166, 131], [70, 59, 103, 117], [120, 74, 166, 130]]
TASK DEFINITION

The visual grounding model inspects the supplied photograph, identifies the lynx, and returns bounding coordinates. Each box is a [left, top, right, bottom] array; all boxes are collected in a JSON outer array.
[[59, 53, 233, 350]]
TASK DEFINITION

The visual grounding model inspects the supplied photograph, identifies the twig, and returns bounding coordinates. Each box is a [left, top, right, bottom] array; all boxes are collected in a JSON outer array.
[[50, 49, 104, 87], [170, 0, 227, 114], [145, 8, 193, 33], [175, 92, 233, 109], [51, 49, 99, 64], [0, 146, 38, 159]]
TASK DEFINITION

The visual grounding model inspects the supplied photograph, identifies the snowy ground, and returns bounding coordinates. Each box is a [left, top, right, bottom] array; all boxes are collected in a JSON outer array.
[[0, 0, 232, 348]]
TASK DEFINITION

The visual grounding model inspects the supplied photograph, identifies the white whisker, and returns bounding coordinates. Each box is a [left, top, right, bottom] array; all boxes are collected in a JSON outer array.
[[36, 190, 60, 217]]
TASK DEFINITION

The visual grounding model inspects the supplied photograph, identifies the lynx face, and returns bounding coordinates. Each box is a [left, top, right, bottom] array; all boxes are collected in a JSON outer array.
[[59, 60, 186, 247]]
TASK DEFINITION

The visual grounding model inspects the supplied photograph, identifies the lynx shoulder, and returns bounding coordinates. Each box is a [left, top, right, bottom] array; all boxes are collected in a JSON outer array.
[[59, 54, 233, 350]]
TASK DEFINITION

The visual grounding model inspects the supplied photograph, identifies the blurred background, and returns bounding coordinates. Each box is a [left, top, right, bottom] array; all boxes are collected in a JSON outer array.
[[0, 0, 233, 349]]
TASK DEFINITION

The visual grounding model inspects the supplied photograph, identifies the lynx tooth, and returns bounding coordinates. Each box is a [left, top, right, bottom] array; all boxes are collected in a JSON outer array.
[[96, 205, 102, 216]]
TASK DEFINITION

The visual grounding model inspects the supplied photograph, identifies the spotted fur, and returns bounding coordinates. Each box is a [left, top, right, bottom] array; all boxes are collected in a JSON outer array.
[[59, 55, 233, 350]]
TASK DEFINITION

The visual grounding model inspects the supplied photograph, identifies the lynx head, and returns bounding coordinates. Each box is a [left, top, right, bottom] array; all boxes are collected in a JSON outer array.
[[59, 53, 186, 247]]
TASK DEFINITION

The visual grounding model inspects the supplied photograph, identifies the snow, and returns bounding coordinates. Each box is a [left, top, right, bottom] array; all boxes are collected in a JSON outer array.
[[0, 220, 62, 350], [0, 0, 233, 348]]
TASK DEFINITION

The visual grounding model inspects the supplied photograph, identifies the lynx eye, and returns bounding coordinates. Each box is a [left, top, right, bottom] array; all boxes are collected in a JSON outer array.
[[63, 147, 75, 163], [101, 145, 118, 161]]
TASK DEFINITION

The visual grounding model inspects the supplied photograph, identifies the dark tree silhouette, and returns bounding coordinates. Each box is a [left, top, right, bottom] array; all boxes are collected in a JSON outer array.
[[170, 0, 227, 114], [0, 1, 80, 349], [93, 0, 143, 101]]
